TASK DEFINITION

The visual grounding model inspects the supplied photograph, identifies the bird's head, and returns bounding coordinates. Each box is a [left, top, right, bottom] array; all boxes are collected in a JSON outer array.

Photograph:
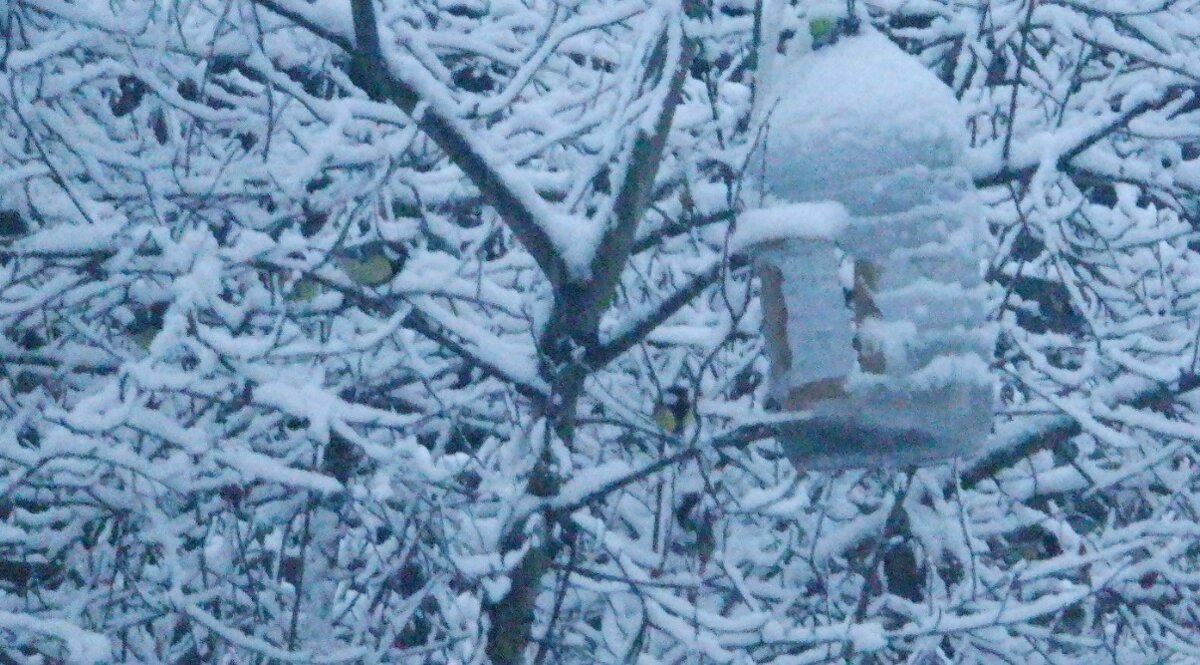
[[665, 386, 689, 409]]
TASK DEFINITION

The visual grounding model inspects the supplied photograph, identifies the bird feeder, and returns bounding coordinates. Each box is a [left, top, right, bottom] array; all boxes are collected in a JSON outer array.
[[736, 24, 996, 470]]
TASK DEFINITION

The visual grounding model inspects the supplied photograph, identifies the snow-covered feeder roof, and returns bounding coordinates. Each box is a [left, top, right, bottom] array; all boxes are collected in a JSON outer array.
[[755, 30, 969, 217], [729, 202, 849, 255]]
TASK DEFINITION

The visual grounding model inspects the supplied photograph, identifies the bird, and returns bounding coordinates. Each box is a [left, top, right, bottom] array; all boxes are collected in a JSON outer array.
[[289, 241, 409, 302], [335, 240, 403, 287], [130, 302, 168, 351], [653, 386, 694, 435]]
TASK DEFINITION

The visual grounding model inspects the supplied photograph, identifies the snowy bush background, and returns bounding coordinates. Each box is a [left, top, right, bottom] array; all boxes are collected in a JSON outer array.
[[3, 0, 1200, 662]]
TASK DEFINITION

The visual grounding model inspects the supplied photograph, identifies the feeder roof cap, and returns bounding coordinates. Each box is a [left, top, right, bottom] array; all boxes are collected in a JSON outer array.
[[731, 201, 849, 254]]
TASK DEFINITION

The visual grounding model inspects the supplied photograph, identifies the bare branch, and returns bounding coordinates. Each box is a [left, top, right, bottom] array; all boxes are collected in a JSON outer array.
[[974, 93, 1174, 189], [587, 256, 742, 369], [958, 373, 1200, 490], [344, 0, 571, 288], [585, 25, 696, 318], [251, 0, 354, 51]]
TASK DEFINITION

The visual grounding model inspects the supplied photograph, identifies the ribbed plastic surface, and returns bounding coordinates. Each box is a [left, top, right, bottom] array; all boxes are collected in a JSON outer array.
[[748, 29, 997, 469]]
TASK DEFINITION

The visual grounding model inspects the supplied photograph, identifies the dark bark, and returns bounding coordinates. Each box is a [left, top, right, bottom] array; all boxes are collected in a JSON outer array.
[[334, 4, 696, 660]]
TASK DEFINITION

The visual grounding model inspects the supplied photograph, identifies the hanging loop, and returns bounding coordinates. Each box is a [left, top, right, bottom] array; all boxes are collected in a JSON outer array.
[[842, 0, 861, 35]]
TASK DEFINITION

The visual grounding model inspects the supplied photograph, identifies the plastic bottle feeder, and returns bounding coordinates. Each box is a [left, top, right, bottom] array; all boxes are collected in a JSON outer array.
[[736, 26, 996, 470]]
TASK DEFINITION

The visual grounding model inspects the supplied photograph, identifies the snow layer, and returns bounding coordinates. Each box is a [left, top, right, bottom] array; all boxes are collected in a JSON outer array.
[[0, 610, 110, 664], [747, 28, 996, 468], [730, 201, 849, 254], [754, 239, 856, 390], [757, 29, 968, 213]]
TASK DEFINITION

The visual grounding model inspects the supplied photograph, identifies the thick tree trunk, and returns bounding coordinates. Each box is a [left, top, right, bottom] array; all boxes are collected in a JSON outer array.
[[485, 518, 556, 664]]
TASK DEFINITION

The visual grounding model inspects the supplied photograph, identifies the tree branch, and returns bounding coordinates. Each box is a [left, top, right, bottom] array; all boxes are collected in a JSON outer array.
[[631, 209, 736, 255], [481, 13, 696, 664], [973, 93, 1174, 189], [251, 0, 354, 51], [253, 260, 550, 402], [586, 256, 743, 369], [546, 373, 1200, 510], [536, 19, 695, 385], [958, 372, 1200, 490], [584, 25, 695, 319], [345, 0, 571, 288]]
